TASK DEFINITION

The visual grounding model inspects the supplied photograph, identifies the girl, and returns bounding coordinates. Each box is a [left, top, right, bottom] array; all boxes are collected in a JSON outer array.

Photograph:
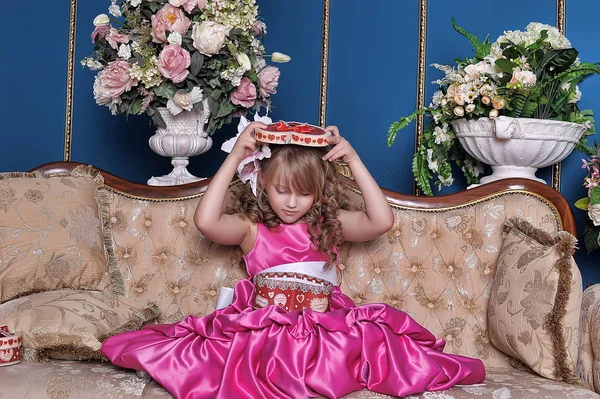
[[101, 122, 485, 399]]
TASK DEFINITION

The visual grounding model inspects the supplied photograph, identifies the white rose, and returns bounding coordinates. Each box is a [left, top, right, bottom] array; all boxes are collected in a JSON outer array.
[[192, 21, 231, 57], [167, 87, 203, 116], [93, 14, 110, 27], [167, 32, 183, 46], [129, 0, 142, 6], [489, 109, 499, 119], [465, 104, 475, 113], [118, 44, 131, 59], [454, 106, 465, 117], [108, 4, 121, 18], [589, 204, 600, 226], [237, 53, 251, 71]]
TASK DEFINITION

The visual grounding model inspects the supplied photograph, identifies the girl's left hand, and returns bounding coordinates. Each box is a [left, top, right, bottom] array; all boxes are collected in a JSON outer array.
[[322, 126, 358, 164]]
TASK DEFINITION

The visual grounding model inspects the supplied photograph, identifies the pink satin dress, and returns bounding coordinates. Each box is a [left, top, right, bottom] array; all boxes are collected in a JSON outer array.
[[101, 223, 485, 399]]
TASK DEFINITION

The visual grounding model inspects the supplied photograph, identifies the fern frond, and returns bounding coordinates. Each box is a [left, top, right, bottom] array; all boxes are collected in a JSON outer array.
[[545, 62, 600, 87], [451, 18, 491, 59], [387, 109, 428, 147], [412, 151, 433, 196]]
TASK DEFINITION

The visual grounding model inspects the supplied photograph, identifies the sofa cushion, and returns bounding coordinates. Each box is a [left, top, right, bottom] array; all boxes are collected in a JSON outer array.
[[0, 289, 159, 361], [0, 166, 122, 303], [488, 218, 582, 384], [0, 362, 596, 399]]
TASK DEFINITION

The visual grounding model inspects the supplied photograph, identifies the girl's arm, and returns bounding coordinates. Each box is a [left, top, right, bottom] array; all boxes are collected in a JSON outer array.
[[323, 126, 394, 242], [194, 121, 267, 246]]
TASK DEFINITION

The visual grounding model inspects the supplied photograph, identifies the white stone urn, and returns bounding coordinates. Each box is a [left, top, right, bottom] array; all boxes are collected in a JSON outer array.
[[450, 116, 587, 185], [147, 104, 212, 186]]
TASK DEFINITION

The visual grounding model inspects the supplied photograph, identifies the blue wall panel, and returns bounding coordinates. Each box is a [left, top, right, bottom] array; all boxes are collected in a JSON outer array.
[[327, 1, 420, 193], [0, 4, 69, 171]]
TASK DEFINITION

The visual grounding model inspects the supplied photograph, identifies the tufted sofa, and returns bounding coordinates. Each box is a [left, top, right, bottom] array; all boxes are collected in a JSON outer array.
[[0, 161, 599, 399]]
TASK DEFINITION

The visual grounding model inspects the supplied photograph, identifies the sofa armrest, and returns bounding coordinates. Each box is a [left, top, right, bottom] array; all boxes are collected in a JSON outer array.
[[578, 284, 600, 392]]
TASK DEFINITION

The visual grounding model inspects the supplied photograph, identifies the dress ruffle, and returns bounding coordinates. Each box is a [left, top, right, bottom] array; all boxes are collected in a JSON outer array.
[[101, 279, 485, 399]]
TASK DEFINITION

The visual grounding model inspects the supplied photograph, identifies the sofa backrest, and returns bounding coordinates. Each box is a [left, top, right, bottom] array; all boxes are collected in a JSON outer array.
[[33, 162, 577, 369], [339, 188, 564, 368]]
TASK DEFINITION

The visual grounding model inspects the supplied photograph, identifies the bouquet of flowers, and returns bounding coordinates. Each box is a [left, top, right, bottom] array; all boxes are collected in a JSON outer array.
[[387, 19, 600, 196], [576, 144, 600, 253], [82, 0, 290, 135]]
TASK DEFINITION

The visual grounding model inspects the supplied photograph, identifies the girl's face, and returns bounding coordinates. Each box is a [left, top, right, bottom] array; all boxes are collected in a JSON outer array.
[[266, 182, 316, 224]]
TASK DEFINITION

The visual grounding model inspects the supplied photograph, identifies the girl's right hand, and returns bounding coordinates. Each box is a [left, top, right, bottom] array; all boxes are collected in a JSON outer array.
[[230, 121, 268, 162]]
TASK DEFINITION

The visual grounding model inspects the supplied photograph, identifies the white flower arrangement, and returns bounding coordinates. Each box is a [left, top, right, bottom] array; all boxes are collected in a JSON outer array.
[[388, 19, 600, 195], [82, 0, 290, 135]]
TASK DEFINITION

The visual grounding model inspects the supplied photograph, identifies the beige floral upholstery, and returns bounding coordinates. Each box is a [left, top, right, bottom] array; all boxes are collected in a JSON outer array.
[[106, 188, 247, 323], [579, 284, 600, 393], [0, 289, 159, 361], [0, 166, 121, 303], [0, 361, 597, 399], [487, 218, 582, 383]]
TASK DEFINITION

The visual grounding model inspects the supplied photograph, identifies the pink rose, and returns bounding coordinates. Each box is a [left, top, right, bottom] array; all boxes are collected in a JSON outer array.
[[158, 44, 191, 83], [106, 27, 130, 49], [258, 66, 280, 98], [94, 60, 138, 114], [151, 4, 191, 43], [230, 77, 257, 108], [99, 60, 138, 99], [91, 25, 110, 43], [170, 0, 206, 12], [250, 21, 266, 36]]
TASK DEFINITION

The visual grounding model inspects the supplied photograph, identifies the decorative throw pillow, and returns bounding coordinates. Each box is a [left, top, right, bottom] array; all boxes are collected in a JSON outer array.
[[0, 289, 159, 361], [488, 217, 582, 384], [0, 165, 123, 303]]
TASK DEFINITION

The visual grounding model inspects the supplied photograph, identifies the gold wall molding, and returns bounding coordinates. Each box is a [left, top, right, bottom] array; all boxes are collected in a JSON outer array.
[[552, 0, 566, 191], [414, 0, 428, 195], [64, 0, 78, 161], [319, 0, 331, 127]]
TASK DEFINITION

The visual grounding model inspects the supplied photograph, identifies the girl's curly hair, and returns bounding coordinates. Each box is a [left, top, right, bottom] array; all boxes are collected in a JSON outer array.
[[233, 145, 348, 268]]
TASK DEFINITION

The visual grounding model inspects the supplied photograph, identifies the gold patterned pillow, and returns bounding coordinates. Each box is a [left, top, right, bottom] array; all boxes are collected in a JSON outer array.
[[488, 217, 582, 384], [0, 166, 122, 303], [0, 289, 159, 361]]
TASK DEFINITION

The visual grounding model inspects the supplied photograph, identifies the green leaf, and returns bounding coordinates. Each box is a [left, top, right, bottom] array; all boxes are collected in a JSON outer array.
[[451, 18, 490, 59], [131, 97, 143, 115], [148, 105, 166, 128], [153, 83, 177, 100], [214, 102, 236, 118], [495, 58, 514, 73], [206, 97, 218, 115], [583, 219, 600, 254], [190, 51, 204, 76], [575, 197, 591, 210], [590, 186, 600, 205]]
